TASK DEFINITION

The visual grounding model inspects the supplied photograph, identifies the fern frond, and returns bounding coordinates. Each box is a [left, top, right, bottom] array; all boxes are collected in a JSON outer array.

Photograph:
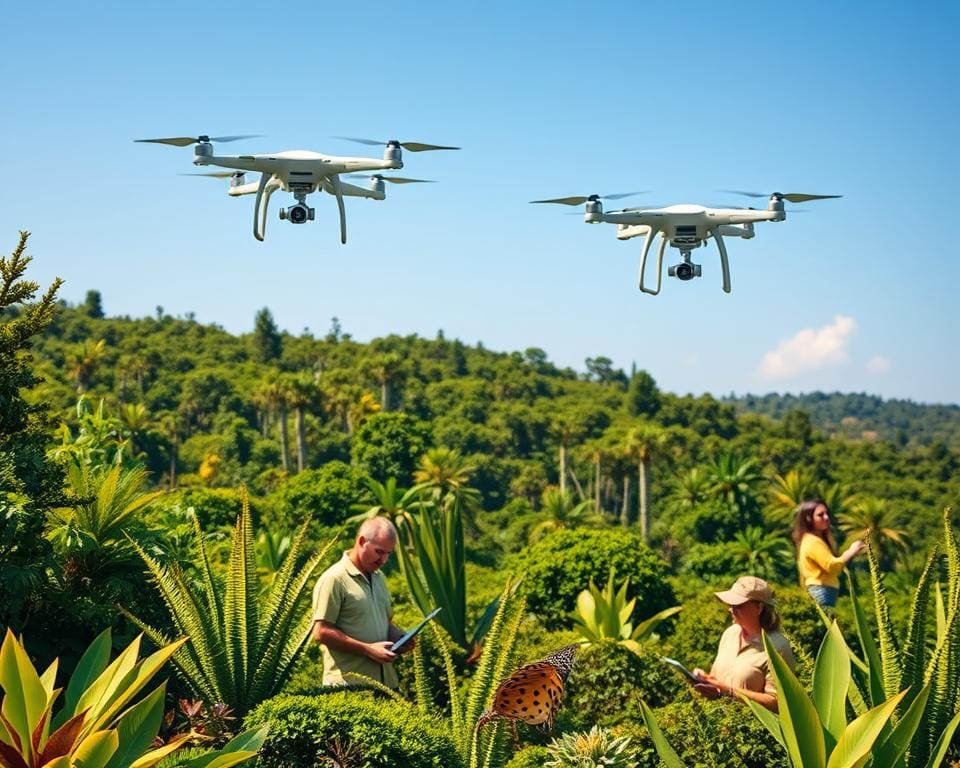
[[429, 622, 464, 756], [191, 511, 223, 630], [411, 626, 433, 716], [223, 489, 258, 709], [943, 508, 959, 607], [463, 580, 514, 730], [866, 532, 901, 698], [922, 576, 960, 763], [899, 543, 939, 713]]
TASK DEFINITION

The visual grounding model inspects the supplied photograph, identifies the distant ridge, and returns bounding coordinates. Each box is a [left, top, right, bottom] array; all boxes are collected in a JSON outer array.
[[725, 391, 960, 450]]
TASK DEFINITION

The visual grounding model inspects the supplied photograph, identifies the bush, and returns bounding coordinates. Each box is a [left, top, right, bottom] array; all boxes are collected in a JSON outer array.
[[268, 461, 368, 529], [562, 641, 683, 730], [504, 745, 551, 768], [171, 486, 261, 530], [660, 592, 733, 673], [678, 541, 743, 581], [245, 691, 464, 768], [514, 528, 674, 629], [622, 695, 791, 768], [350, 412, 431, 482]]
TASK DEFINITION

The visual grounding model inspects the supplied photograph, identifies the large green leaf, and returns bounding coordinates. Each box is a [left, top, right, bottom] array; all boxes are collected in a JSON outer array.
[[179, 724, 270, 768], [0, 629, 48, 766], [847, 574, 886, 707], [638, 699, 686, 768], [870, 684, 928, 768], [102, 683, 166, 768], [55, 629, 112, 729], [825, 688, 905, 768], [73, 729, 119, 768], [813, 621, 851, 751], [764, 632, 826, 768], [743, 696, 785, 749]]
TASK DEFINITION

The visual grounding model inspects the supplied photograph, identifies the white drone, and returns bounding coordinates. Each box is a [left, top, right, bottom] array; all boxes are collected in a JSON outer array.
[[135, 134, 459, 243], [531, 191, 841, 294]]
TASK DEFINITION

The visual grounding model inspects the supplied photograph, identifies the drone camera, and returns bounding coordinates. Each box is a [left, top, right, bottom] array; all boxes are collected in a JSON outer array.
[[668, 262, 702, 281], [280, 204, 315, 224]]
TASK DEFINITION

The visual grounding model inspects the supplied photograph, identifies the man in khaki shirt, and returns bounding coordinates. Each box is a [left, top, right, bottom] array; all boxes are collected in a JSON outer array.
[[311, 518, 414, 688]]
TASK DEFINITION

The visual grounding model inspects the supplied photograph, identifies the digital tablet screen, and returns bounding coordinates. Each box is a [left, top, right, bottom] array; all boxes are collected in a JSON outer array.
[[390, 607, 442, 653], [661, 656, 700, 684]]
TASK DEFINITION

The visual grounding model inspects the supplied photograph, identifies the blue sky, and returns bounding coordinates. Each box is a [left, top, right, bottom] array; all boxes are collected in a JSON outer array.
[[3, 1, 957, 404]]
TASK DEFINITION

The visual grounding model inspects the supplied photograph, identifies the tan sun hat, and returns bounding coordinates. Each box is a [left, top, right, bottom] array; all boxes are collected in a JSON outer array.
[[714, 576, 776, 607]]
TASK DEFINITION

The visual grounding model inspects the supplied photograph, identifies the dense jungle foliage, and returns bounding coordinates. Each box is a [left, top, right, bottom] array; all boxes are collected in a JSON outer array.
[[3, 236, 959, 767]]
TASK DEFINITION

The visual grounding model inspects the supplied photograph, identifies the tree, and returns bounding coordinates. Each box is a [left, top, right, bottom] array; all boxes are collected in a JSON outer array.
[[704, 452, 765, 514], [65, 337, 106, 392], [82, 288, 105, 318], [282, 372, 319, 473], [837, 497, 908, 568], [252, 307, 282, 362], [766, 468, 817, 524], [622, 423, 667, 540], [351, 412, 430, 482], [0, 231, 65, 633], [528, 486, 601, 543], [625, 369, 661, 417]]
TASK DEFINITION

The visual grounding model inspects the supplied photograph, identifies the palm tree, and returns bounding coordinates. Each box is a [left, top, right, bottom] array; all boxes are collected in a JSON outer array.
[[528, 486, 602, 543], [729, 526, 794, 581], [414, 447, 481, 526], [363, 352, 406, 412], [48, 462, 166, 582], [349, 476, 428, 526], [705, 453, 765, 512], [665, 467, 711, 515], [119, 402, 152, 460], [66, 338, 106, 393], [253, 378, 290, 471], [766, 468, 817, 524], [837, 497, 908, 567], [282, 372, 320, 473], [622, 423, 666, 541]]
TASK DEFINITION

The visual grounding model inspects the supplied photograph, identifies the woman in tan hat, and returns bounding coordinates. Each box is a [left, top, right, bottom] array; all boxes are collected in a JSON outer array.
[[692, 576, 795, 712]]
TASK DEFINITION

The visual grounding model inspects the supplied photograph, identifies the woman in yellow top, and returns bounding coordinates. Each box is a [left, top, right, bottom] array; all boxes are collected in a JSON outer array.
[[792, 498, 865, 608]]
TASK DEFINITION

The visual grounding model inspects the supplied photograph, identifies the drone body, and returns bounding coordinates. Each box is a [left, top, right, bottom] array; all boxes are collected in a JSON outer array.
[[136, 135, 458, 244], [532, 191, 840, 294]]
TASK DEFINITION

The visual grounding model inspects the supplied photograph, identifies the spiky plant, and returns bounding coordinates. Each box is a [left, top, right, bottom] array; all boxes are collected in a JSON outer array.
[[545, 725, 638, 768], [124, 488, 335, 716], [845, 508, 960, 768], [408, 579, 526, 768]]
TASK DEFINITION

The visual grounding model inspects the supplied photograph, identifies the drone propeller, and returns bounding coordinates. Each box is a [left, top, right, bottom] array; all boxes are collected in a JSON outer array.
[[178, 171, 244, 179], [722, 190, 842, 203], [346, 173, 436, 184], [135, 134, 261, 147], [530, 192, 647, 206], [334, 136, 460, 152]]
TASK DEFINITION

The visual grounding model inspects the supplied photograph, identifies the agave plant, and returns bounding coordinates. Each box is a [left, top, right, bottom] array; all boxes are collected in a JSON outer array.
[[545, 725, 638, 768], [572, 568, 681, 653], [0, 628, 267, 768], [345, 580, 526, 768], [837, 510, 960, 768], [124, 489, 335, 716]]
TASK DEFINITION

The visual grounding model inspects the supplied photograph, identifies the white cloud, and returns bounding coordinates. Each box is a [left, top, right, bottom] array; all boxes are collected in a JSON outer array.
[[866, 355, 891, 374], [759, 315, 856, 380]]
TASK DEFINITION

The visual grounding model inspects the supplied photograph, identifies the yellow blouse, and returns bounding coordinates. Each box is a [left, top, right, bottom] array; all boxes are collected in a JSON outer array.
[[798, 533, 845, 588]]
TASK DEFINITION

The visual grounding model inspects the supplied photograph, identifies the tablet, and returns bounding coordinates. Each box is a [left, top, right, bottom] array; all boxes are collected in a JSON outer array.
[[661, 656, 701, 685], [390, 607, 442, 653]]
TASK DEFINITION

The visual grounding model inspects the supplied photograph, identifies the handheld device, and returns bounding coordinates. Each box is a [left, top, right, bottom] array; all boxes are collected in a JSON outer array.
[[661, 656, 701, 685], [390, 607, 442, 653]]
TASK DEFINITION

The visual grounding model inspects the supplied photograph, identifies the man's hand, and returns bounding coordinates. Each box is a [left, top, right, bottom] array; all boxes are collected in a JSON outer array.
[[366, 640, 398, 664]]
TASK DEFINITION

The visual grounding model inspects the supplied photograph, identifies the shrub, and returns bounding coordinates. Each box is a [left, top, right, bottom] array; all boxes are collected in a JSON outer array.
[[514, 528, 674, 629], [623, 695, 791, 768], [546, 725, 639, 767], [245, 691, 464, 768], [562, 642, 683, 730], [504, 745, 551, 768], [678, 541, 743, 580], [269, 460, 368, 528], [172, 486, 261, 530]]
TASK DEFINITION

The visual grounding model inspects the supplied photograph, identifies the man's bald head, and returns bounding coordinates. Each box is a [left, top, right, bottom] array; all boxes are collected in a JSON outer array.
[[357, 517, 397, 545]]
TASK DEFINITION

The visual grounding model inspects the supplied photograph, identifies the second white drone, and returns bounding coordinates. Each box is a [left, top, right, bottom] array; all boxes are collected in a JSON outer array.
[[136, 134, 459, 244], [531, 191, 841, 294]]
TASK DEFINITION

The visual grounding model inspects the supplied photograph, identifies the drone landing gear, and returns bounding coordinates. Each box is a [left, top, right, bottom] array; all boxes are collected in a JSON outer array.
[[709, 227, 732, 294], [638, 228, 669, 295], [253, 172, 274, 242]]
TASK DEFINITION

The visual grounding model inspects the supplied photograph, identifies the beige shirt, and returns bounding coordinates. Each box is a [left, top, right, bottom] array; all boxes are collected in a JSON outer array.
[[798, 533, 845, 588], [710, 624, 795, 695], [312, 551, 398, 688]]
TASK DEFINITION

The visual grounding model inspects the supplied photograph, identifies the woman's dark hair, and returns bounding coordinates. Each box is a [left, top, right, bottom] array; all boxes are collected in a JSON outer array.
[[791, 498, 837, 553], [758, 602, 781, 632]]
